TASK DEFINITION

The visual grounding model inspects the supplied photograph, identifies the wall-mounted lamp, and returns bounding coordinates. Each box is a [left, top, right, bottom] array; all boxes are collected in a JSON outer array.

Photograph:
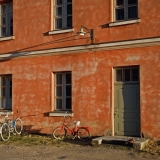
[[77, 25, 94, 44]]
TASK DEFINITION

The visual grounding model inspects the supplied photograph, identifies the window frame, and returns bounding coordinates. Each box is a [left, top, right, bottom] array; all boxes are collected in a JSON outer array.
[[54, 71, 72, 111], [0, 74, 12, 110], [114, 0, 138, 22], [54, 0, 72, 30], [0, 1, 13, 37]]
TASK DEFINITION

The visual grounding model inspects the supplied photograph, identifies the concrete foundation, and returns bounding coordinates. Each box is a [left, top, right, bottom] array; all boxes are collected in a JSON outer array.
[[91, 136, 149, 150]]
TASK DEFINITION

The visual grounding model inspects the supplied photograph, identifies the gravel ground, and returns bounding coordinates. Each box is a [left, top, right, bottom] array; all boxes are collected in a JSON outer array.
[[0, 142, 160, 160]]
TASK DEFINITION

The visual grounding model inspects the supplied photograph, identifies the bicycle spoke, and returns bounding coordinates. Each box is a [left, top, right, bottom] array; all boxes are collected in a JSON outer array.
[[53, 127, 66, 140], [1, 123, 10, 141], [77, 128, 90, 141], [15, 118, 23, 134]]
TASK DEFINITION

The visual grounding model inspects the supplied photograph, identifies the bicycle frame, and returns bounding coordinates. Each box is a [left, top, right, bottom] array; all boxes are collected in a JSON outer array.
[[58, 115, 90, 138], [59, 121, 76, 136], [3, 111, 23, 135], [4, 112, 15, 132]]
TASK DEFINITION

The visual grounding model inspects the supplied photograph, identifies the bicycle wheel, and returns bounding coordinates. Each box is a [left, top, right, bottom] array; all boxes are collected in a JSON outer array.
[[1, 123, 10, 141], [52, 126, 66, 140], [14, 118, 23, 134], [77, 127, 90, 141]]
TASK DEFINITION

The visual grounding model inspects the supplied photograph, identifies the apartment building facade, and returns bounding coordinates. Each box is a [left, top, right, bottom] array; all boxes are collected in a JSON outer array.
[[0, 0, 160, 139]]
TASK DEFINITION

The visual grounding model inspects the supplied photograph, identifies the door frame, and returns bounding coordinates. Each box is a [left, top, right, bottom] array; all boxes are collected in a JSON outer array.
[[111, 66, 141, 136]]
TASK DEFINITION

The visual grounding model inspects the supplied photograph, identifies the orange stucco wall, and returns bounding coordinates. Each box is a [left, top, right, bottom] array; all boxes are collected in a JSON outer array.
[[0, 45, 160, 138], [1, 0, 160, 53], [0, 0, 160, 139]]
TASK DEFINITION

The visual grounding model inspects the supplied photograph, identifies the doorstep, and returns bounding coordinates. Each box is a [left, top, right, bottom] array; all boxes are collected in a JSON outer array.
[[91, 136, 149, 150]]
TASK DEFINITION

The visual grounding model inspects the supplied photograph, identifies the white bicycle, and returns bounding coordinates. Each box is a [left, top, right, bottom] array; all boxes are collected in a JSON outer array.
[[0, 111, 23, 141]]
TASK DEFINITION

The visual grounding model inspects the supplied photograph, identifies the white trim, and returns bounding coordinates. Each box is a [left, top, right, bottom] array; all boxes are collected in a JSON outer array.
[[50, 0, 54, 30], [109, 19, 140, 27], [0, 36, 15, 42], [49, 112, 73, 117], [48, 28, 74, 35], [0, 36, 160, 60], [111, 67, 114, 136]]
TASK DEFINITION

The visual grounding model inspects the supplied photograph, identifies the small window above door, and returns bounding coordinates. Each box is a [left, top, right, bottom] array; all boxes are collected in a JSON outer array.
[[115, 67, 139, 82]]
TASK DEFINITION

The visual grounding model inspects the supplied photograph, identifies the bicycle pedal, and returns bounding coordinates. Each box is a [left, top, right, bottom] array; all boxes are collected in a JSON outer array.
[[72, 135, 77, 139]]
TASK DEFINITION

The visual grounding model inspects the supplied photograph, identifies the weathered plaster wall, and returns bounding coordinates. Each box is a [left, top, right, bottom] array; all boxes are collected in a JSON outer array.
[[0, 0, 160, 138], [0, 0, 160, 54], [0, 45, 160, 138]]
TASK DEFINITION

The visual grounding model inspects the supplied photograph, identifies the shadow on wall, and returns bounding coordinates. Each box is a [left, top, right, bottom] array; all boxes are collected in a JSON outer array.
[[23, 124, 42, 134], [0, 34, 91, 62]]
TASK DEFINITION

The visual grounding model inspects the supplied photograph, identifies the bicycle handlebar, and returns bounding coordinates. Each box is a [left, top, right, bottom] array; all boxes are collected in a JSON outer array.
[[63, 112, 72, 120], [4, 110, 16, 119]]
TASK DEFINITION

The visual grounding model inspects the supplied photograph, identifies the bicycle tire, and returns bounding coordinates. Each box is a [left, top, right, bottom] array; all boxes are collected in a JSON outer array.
[[52, 126, 66, 140], [14, 118, 23, 134], [77, 127, 90, 141], [1, 123, 10, 141]]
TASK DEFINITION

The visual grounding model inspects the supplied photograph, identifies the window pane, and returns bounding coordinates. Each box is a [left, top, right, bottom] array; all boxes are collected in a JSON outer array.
[[2, 17, 6, 25], [116, 8, 124, 20], [128, 6, 137, 19], [9, 14, 13, 26], [132, 68, 139, 81], [2, 77, 6, 86], [56, 99, 62, 109], [66, 85, 71, 96], [10, 26, 13, 35], [56, 18, 62, 29], [67, 4, 72, 15], [116, 69, 122, 82], [8, 2, 13, 13], [2, 87, 6, 97], [56, 86, 62, 96], [56, 74, 62, 84], [124, 69, 130, 81], [10, 87, 12, 98], [2, 5, 6, 14], [66, 98, 71, 109], [116, 0, 124, 6], [56, 0, 62, 5], [67, 0, 72, 3], [67, 16, 72, 27], [66, 73, 71, 84], [128, 0, 137, 5], [0, 98, 6, 109], [56, 7, 62, 16], [10, 80, 12, 86], [2, 27, 6, 36]]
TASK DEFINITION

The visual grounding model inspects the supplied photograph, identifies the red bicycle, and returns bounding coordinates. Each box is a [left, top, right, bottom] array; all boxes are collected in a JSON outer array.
[[52, 113, 91, 141]]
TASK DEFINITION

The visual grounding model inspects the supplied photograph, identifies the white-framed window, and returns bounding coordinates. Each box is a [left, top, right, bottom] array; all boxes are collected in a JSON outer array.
[[54, 72, 72, 110], [0, 1, 13, 37], [0, 75, 12, 110], [114, 0, 138, 21], [54, 0, 72, 30]]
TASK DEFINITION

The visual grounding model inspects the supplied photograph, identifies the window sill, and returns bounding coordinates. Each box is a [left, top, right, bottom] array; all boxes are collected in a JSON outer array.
[[0, 110, 12, 115], [48, 28, 74, 35], [0, 36, 15, 42], [109, 19, 140, 27], [49, 111, 73, 117]]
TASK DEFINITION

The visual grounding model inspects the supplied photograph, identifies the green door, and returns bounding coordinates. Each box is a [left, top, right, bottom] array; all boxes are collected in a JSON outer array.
[[114, 67, 140, 136]]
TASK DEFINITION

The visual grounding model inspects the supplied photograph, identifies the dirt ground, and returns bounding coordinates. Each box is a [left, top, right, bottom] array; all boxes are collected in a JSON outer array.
[[0, 140, 160, 160]]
